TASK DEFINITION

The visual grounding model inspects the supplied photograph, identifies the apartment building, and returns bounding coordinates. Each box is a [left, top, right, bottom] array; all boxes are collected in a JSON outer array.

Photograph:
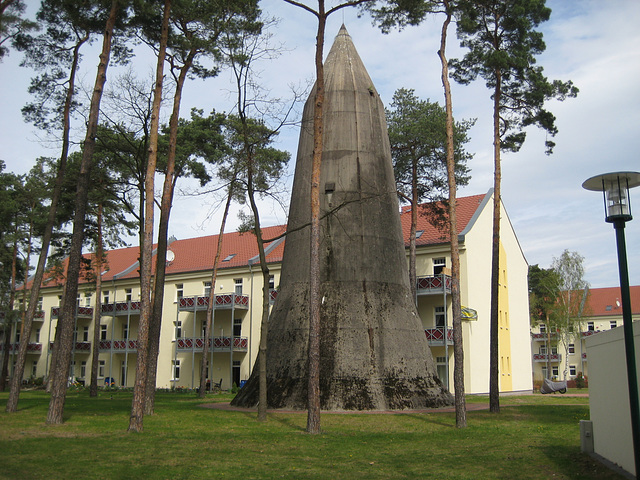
[[531, 285, 640, 384], [2, 189, 533, 395]]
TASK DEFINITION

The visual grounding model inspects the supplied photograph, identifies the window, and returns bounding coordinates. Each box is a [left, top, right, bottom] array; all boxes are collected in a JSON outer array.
[[570, 365, 577, 376], [123, 324, 129, 340], [176, 284, 184, 301], [234, 318, 242, 337], [415, 230, 424, 239], [235, 279, 243, 295], [76, 294, 81, 306], [204, 281, 212, 297], [552, 366, 559, 378], [37, 296, 43, 310], [80, 361, 87, 378], [539, 323, 546, 334], [587, 321, 594, 332], [539, 345, 547, 355], [610, 320, 617, 329], [435, 306, 445, 328], [103, 291, 110, 304], [174, 321, 182, 339], [32, 360, 38, 377], [433, 257, 446, 275], [84, 292, 92, 307], [268, 275, 275, 290], [223, 254, 236, 262], [542, 366, 548, 379], [83, 326, 89, 342], [100, 324, 108, 340], [14, 330, 20, 344], [125, 288, 132, 302], [568, 344, 575, 354], [98, 360, 105, 378], [551, 346, 558, 355], [172, 360, 181, 380], [35, 328, 40, 343]]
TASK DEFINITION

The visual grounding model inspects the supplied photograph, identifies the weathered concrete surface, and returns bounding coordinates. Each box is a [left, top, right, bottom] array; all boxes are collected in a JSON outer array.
[[232, 26, 453, 410]]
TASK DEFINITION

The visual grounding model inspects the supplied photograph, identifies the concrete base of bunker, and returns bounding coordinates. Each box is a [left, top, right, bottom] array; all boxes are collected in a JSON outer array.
[[231, 281, 454, 411]]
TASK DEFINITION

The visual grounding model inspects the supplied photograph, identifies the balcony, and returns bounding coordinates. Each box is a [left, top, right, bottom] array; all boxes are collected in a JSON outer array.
[[51, 306, 94, 319], [101, 301, 141, 316], [581, 330, 603, 338], [175, 336, 248, 352], [425, 327, 453, 346], [533, 353, 562, 363], [48, 341, 93, 352], [531, 332, 557, 341], [417, 275, 452, 295], [178, 294, 249, 312], [0, 342, 42, 353], [98, 340, 139, 351]]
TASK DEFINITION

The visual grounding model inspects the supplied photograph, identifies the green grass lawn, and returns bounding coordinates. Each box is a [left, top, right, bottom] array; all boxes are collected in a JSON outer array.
[[0, 389, 622, 480]]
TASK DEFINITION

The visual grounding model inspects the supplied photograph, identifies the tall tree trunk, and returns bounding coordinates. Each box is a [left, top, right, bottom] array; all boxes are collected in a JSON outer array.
[[244, 150, 271, 422], [5, 32, 88, 412], [307, 0, 326, 436], [438, 0, 466, 428], [46, 0, 118, 425], [198, 183, 234, 398], [129, 0, 170, 433], [0, 237, 18, 392], [489, 71, 502, 414], [409, 160, 418, 303], [145, 48, 194, 415], [89, 204, 104, 397]]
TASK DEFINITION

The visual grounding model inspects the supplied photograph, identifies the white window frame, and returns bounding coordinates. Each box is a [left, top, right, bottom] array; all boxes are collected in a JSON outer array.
[[172, 360, 181, 381]]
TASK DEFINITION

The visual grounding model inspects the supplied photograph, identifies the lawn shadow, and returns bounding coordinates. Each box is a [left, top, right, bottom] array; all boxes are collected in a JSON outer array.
[[403, 412, 456, 428]]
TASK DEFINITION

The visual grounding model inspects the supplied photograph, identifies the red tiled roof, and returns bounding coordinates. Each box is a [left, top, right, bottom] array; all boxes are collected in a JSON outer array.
[[399, 193, 487, 246], [34, 194, 488, 290], [585, 286, 640, 316]]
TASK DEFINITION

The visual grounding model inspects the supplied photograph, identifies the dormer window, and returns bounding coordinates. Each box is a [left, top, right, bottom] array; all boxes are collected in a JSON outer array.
[[223, 254, 236, 262]]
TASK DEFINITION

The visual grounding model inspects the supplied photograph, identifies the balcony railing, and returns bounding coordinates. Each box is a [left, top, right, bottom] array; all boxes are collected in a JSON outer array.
[[533, 353, 562, 363], [101, 301, 141, 315], [48, 341, 92, 351], [0, 342, 42, 353], [581, 330, 603, 338], [98, 340, 139, 351], [175, 336, 248, 352], [178, 294, 249, 312], [531, 332, 558, 340], [417, 275, 452, 295], [425, 327, 453, 346], [51, 306, 94, 318]]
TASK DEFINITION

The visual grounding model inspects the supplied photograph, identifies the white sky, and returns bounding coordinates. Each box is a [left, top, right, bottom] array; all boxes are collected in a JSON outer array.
[[1, 0, 639, 289]]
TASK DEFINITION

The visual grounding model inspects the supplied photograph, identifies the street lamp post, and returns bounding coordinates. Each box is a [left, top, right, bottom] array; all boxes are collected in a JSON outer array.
[[583, 171, 640, 476]]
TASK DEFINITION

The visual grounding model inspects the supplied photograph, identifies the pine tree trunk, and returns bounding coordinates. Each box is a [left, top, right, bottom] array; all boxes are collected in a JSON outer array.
[[5, 33, 87, 412], [198, 186, 233, 398], [439, 0, 466, 428], [489, 71, 502, 414], [307, 1, 326, 436], [0, 238, 18, 392], [129, 0, 170, 433], [89, 204, 104, 397], [46, 0, 117, 425], [409, 160, 418, 304]]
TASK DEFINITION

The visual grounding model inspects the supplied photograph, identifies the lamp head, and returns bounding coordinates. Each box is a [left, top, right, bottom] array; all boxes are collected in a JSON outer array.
[[583, 171, 640, 223]]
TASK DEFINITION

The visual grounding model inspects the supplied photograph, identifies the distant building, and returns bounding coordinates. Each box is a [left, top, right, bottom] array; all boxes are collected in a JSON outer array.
[[530, 285, 640, 384], [2, 189, 533, 395]]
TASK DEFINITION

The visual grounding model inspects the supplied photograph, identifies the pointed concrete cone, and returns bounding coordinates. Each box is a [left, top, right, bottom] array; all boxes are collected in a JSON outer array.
[[232, 26, 453, 410]]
